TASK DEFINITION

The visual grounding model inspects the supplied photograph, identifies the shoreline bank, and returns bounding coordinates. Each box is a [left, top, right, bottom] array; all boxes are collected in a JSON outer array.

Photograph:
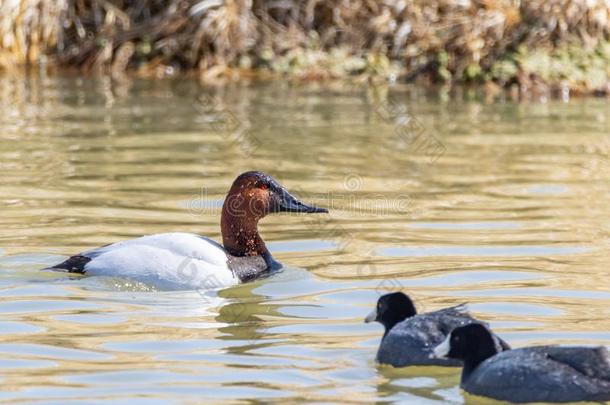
[[1, 1, 609, 95]]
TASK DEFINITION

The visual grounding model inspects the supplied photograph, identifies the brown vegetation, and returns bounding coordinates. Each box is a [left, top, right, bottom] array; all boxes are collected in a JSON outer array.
[[1, 1, 609, 91]]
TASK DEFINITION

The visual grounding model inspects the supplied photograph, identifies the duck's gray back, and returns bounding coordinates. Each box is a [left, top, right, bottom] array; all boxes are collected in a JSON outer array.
[[464, 346, 610, 403], [376, 306, 476, 367]]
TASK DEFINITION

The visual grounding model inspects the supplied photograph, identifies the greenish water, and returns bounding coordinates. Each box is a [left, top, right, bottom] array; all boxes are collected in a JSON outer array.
[[0, 76, 609, 404]]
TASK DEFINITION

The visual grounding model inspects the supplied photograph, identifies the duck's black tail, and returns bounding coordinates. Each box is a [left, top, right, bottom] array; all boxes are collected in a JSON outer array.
[[43, 255, 90, 274]]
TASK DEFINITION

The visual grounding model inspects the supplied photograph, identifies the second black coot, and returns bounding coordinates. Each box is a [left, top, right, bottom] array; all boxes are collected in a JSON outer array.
[[432, 323, 610, 403]]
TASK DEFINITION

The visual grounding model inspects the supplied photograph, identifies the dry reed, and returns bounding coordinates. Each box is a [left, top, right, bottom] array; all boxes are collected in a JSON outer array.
[[1, 0, 609, 90]]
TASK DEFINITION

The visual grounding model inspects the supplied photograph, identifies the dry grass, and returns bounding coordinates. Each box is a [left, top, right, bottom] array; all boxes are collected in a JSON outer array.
[[1, 0, 609, 89], [0, 0, 65, 68]]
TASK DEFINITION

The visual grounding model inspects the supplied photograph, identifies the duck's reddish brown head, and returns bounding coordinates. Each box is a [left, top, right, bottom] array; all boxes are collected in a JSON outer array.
[[221, 171, 328, 257]]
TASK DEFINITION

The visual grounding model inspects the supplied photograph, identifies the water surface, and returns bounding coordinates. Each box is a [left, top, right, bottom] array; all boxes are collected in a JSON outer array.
[[0, 76, 609, 404]]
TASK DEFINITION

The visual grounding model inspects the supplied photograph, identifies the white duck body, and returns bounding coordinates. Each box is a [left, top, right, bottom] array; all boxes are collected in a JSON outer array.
[[80, 233, 238, 290]]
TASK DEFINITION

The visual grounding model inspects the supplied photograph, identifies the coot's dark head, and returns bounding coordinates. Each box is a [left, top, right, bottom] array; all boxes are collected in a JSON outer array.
[[432, 323, 499, 365], [364, 292, 417, 333]]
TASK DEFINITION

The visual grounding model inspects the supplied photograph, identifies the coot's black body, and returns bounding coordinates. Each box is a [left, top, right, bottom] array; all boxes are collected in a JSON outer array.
[[433, 323, 610, 403], [365, 292, 510, 367]]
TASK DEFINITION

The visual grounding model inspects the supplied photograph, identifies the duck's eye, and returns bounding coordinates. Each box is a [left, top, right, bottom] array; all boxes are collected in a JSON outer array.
[[259, 184, 269, 190]]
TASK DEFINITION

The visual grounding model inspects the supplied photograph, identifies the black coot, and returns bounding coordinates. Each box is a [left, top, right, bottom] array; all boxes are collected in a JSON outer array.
[[365, 292, 510, 367], [433, 323, 610, 403]]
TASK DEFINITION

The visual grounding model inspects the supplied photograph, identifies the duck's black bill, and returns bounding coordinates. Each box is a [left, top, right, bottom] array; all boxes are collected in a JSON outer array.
[[277, 190, 328, 214]]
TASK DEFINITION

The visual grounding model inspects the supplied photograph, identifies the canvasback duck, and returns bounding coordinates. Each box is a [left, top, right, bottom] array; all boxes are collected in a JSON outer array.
[[365, 292, 510, 367], [47, 171, 328, 289], [432, 323, 610, 403]]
